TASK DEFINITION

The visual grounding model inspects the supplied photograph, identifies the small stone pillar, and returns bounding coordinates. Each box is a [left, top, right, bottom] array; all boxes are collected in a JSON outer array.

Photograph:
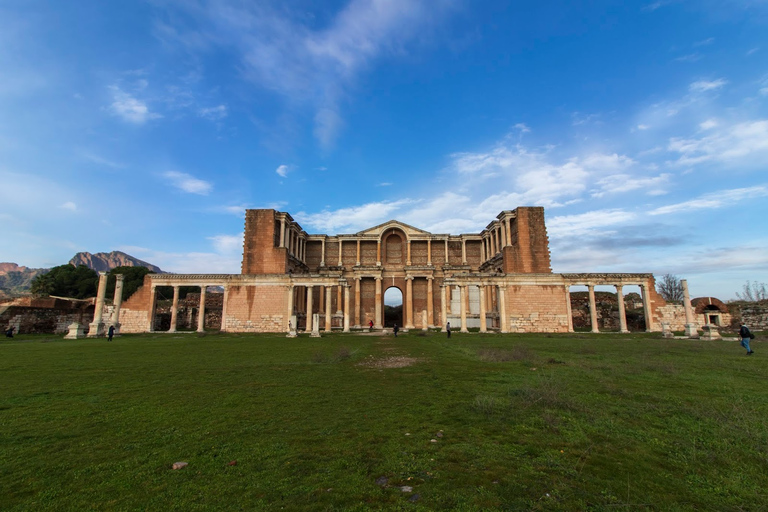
[[88, 271, 108, 337], [661, 322, 674, 339], [287, 315, 297, 338], [700, 324, 721, 340], [681, 279, 699, 339], [111, 274, 124, 335], [422, 310, 428, 331], [310, 313, 321, 337], [64, 322, 86, 339]]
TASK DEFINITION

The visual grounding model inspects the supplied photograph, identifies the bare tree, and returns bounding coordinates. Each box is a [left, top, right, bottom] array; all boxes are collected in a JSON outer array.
[[656, 274, 684, 303], [735, 281, 768, 302]]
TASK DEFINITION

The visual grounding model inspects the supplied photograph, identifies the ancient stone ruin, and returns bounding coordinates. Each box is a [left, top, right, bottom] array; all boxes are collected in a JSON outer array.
[[106, 206, 671, 334]]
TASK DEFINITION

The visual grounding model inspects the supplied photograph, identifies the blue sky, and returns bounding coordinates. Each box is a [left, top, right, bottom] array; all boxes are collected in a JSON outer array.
[[1, 0, 767, 300]]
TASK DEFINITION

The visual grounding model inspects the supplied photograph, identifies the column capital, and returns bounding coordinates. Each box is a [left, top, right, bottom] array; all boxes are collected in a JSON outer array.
[[115, 274, 125, 282], [98, 271, 107, 277], [405, 276, 414, 281]]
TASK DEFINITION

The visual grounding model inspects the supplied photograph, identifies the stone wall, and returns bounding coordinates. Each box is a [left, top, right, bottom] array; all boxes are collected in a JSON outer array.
[[504, 284, 569, 333], [733, 302, 768, 330], [223, 284, 289, 332], [0, 297, 94, 334]]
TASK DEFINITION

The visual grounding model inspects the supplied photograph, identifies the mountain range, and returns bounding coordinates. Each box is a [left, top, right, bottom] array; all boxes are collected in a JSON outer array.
[[0, 251, 164, 298]]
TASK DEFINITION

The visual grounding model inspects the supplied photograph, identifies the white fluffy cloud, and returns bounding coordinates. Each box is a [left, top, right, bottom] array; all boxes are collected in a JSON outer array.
[[689, 78, 727, 93], [108, 85, 161, 124], [163, 171, 213, 195]]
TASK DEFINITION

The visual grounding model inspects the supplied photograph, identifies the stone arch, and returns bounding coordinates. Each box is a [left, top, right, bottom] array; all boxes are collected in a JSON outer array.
[[382, 228, 407, 266], [692, 297, 728, 314], [384, 286, 403, 328]]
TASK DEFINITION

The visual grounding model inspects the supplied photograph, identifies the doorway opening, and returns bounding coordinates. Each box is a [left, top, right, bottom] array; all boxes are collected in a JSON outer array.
[[384, 287, 403, 328]]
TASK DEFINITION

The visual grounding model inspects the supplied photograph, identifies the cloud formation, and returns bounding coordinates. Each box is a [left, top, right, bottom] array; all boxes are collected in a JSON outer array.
[[108, 85, 161, 124], [163, 171, 213, 195]]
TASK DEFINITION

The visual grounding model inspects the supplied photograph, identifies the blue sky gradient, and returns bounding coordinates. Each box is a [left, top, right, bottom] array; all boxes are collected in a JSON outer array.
[[1, 0, 767, 299]]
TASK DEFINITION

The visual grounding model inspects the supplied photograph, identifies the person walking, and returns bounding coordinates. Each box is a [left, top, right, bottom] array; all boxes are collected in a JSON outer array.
[[446, 321, 451, 339], [107, 325, 115, 342], [368, 319, 374, 332], [739, 323, 755, 355], [393, 323, 399, 337]]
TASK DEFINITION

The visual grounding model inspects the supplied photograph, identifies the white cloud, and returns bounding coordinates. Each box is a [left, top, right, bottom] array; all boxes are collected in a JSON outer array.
[[668, 120, 768, 166], [648, 185, 768, 215], [159, 0, 456, 149], [276, 164, 289, 178], [296, 199, 413, 233], [591, 174, 671, 198], [79, 151, 126, 169], [61, 201, 77, 211], [637, 124, 650, 130], [689, 78, 727, 93], [199, 104, 228, 120], [547, 209, 636, 238], [108, 85, 161, 124], [208, 234, 243, 254], [163, 171, 212, 195], [699, 119, 718, 130]]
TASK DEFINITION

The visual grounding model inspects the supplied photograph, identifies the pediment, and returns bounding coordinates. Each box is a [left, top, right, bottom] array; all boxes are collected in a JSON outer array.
[[356, 220, 432, 237]]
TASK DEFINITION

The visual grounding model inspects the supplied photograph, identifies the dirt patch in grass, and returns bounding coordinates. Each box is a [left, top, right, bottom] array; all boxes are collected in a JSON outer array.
[[357, 356, 422, 368]]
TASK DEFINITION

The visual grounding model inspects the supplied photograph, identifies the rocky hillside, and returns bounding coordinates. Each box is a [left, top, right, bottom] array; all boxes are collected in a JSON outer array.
[[0, 264, 48, 298], [69, 251, 164, 273]]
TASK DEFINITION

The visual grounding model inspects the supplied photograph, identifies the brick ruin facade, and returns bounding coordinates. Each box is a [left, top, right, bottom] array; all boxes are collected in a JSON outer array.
[[106, 206, 670, 335]]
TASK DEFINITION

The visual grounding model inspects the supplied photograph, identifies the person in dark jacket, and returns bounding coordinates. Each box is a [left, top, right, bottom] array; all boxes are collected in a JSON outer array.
[[739, 323, 754, 355], [393, 324, 399, 337], [108, 325, 115, 342]]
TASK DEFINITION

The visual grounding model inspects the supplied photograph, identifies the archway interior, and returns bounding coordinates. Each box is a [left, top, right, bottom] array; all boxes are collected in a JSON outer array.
[[384, 287, 403, 328]]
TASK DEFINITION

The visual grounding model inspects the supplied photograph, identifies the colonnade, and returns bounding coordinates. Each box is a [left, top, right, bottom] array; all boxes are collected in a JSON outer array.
[[480, 216, 512, 263], [278, 217, 307, 261], [148, 283, 210, 333], [564, 282, 654, 333]]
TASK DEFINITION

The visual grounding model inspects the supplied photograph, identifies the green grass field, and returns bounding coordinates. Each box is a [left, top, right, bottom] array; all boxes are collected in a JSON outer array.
[[1, 330, 766, 511]]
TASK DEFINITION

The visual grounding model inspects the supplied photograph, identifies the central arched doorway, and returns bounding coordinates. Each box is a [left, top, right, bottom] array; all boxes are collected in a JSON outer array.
[[384, 287, 403, 328]]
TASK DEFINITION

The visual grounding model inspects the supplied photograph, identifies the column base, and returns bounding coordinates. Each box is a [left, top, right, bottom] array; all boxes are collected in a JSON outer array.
[[87, 322, 105, 337], [685, 324, 700, 339], [620, 329, 630, 334]]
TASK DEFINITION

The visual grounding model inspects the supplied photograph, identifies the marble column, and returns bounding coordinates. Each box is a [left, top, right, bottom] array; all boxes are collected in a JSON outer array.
[[479, 284, 487, 333], [320, 238, 326, 267], [406, 240, 411, 266], [640, 283, 653, 332], [460, 285, 468, 333], [374, 277, 382, 329], [440, 284, 447, 332], [588, 285, 599, 333], [111, 274, 125, 333], [444, 239, 449, 264], [325, 286, 332, 331], [427, 240, 432, 266], [169, 285, 180, 333], [338, 239, 343, 266], [354, 278, 361, 328], [336, 284, 343, 314], [565, 285, 574, 333], [286, 284, 294, 327], [306, 285, 314, 333], [405, 277, 414, 329], [356, 240, 361, 266], [220, 285, 229, 332], [501, 222, 507, 250], [461, 239, 467, 265], [343, 284, 350, 332], [616, 284, 629, 333], [280, 218, 286, 247], [682, 279, 699, 338], [498, 285, 508, 333], [88, 271, 109, 337], [427, 277, 434, 328], [197, 286, 207, 333], [376, 240, 381, 266], [148, 284, 157, 332]]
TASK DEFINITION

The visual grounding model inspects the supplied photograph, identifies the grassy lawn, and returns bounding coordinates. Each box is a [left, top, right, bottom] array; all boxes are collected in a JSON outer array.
[[1, 330, 766, 511]]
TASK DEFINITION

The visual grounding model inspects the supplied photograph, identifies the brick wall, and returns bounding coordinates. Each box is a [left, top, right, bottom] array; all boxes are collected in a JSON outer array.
[[241, 210, 287, 274], [223, 284, 289, 332], [503, 284, 569, 332]]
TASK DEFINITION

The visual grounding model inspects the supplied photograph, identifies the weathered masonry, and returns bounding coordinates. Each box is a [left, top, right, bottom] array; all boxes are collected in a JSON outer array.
[[115, 207, 668, 334]]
